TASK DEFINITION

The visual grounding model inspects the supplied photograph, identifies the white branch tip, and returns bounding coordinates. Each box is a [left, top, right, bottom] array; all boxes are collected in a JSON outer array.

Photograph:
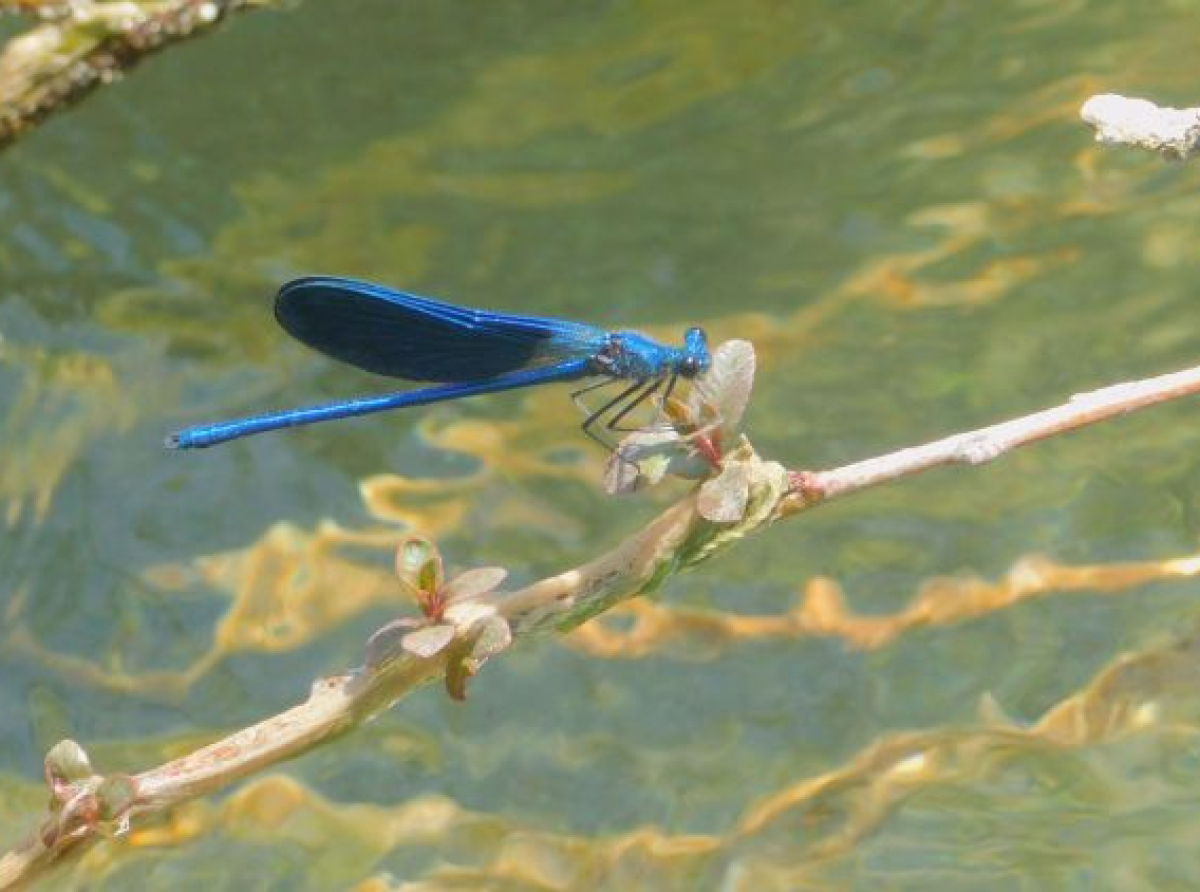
[[1080, 93, 1200, 160]]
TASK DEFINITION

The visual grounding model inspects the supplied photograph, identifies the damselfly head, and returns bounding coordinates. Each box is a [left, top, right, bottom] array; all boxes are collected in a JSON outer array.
[[680, 327, 711, 377]]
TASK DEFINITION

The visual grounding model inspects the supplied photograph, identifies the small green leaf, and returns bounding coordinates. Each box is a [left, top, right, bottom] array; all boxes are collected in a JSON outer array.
[[442, 599, 495, 628], [698, 461, 752, 522], [693, 340, 756, 433], [605, 429, 708, 494], [365, 617, 422, 669], [95, 775, 138, 823], [45, 739, 93, 785], [469, 616, 512, 666], [444, 656, 473, 701], [401, 624, 456, 658], [396, 536, 435, 577], [443, 567, 507, 603], [416, 556, 443, 594], [396, 537, 444, 596]]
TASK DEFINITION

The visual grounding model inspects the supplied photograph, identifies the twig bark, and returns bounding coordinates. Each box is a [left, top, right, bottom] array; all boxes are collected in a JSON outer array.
[[785, 365, 1200, 508], [2, 360, 1197, 889], [0, 0, 269, 151]]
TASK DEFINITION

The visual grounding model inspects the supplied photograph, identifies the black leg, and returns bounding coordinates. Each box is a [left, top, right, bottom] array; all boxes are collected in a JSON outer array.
[[658, 373, 679, 424], [580, 379, 648, 447], [661, 373, 678, 406], [606, 376, 665, 432], [570, 378, 618, 418]]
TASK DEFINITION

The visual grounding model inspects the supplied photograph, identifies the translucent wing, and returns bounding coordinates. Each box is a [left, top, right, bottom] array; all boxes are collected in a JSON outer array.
[[275, 276, 609, 382]]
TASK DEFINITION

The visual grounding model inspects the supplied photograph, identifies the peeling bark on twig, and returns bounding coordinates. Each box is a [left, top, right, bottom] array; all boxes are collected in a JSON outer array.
[[0, 0, 269, 150]]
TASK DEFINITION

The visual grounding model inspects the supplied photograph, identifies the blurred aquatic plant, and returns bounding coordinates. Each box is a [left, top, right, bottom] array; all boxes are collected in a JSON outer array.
[[570, 550, 1200, 660], [0, 319, 153, 526], [24, 623, 1200, 890]]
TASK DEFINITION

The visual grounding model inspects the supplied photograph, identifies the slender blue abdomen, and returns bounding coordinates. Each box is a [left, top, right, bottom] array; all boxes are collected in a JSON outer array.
[[166, 357, 593, 448]]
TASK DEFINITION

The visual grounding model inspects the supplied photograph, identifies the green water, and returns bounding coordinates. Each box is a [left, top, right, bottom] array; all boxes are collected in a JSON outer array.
[[2, 1, 1199, 888]]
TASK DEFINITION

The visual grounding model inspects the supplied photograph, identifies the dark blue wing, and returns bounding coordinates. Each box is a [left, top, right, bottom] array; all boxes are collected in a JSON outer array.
[[274, 277, 609, 382]]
